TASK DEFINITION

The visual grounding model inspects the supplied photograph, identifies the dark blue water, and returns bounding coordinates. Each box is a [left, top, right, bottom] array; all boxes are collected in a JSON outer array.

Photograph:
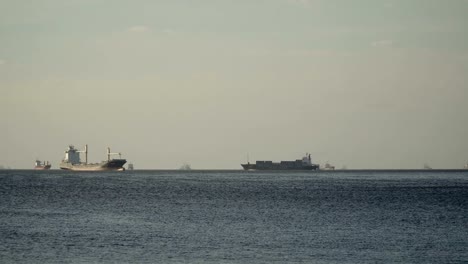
[[1, 170, 467, 263]]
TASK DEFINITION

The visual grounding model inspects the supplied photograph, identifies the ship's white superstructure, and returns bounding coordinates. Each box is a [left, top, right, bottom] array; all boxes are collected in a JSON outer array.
[[302, 154, 313, 166], [64, 145, 81, 164]]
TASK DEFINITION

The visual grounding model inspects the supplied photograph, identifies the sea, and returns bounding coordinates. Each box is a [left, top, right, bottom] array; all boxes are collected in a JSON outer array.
[[0, 170, 467, 264]]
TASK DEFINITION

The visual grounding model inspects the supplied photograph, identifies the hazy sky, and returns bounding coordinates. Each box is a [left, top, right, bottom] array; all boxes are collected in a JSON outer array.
[[2, 0, 468, 169]]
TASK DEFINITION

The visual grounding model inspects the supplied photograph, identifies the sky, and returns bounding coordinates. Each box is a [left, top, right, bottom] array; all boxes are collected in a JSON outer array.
[[1, 0, 468, 169]]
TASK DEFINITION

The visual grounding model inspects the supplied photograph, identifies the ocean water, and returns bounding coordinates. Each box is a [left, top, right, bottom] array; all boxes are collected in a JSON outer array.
[[0, 170, 467, 263]]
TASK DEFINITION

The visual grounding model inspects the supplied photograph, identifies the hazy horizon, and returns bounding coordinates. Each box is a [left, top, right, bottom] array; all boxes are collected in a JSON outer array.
[[2, 0, 468, 169]]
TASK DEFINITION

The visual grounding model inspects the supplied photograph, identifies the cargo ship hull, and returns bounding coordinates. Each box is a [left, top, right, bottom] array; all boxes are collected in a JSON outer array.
[[60, 159, 126, 171]]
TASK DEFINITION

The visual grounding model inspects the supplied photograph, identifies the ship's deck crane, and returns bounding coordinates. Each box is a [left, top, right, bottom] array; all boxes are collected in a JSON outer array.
[[76, 144, 88, 164], [107, 147, 122, 161]]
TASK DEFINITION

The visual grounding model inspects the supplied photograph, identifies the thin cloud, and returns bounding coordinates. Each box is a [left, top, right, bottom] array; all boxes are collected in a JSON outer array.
[[127, 25, 151, 33], [162, 29, 176, 35], [0, 59, 6, 65], [371, 40, 394, 47], [287, 0, 314, 7], [383, 1, 395, 9]]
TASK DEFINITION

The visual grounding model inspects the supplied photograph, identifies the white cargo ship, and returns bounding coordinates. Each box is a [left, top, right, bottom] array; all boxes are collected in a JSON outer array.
[[60, 145, 126, 171]]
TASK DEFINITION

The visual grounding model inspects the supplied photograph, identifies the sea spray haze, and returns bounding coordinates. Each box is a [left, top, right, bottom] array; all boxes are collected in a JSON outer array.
[[1, 170, 467, 263]]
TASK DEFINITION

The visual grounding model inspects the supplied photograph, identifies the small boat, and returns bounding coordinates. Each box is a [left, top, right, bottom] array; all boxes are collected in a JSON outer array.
[[322, 162, 335, 170], [179, 163, 192, 170], [35, 160, 51, 170]]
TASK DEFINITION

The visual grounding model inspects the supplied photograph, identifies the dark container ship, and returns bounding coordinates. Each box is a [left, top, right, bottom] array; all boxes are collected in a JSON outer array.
[[60, 145, 126, 171], [241, 153, 320, 171]]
